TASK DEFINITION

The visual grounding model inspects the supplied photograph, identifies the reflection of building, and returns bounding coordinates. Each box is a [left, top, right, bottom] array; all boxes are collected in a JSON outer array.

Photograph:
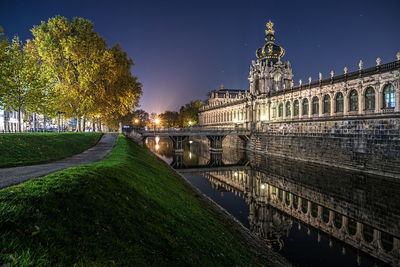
[[199, 21, 400, 130], [196, 158, 399, 266]]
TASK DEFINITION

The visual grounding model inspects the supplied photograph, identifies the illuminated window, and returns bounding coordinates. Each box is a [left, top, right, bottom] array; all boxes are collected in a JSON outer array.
[[312, 96, 319, 114], [294, 100, 299, 116], [323, 95, 331, 114], [272, 105, 276, 118], [365, 87, 375, 110], [335, 92, 344, 112], [278, 103, 283, 117], [349, 90, 358, 111], [302, 98, 309, 115], [285, 101, 291, 116], [383, 84, 395, 108]]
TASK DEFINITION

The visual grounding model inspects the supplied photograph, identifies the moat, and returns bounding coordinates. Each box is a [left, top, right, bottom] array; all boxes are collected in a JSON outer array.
[[147, 137, 399, 267]]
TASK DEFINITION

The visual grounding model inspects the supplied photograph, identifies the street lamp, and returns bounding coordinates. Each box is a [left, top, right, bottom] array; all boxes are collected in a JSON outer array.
[[154, 118, 160, 137], [188, 120, 192, 126]]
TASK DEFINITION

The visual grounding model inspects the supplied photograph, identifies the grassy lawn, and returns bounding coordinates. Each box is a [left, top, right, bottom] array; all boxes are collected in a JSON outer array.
[[0, 132, 102, 167], [0, 135, 270, 266]]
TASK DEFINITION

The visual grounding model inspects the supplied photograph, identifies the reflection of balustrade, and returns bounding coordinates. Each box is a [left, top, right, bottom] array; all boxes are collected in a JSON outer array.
[[200, 168, 399, 266]]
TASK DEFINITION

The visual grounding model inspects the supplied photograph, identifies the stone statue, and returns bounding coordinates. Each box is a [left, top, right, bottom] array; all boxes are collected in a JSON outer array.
[[308, 77, 312, 83], [344, 66, 348, 74], [396, 52, 400, 61], [299, 79, 302, 85], [330, 70, 334, 78], [359, 60, 363, 70], [319, 72, 322, 81], [376, 57, 381, 66]]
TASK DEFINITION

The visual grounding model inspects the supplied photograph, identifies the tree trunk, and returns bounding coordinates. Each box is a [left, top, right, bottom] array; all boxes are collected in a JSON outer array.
[[82, 117, 86, 132], [33, 113, 37, 132], [76, 117, 81, 132], [18, 108, 22, 133]]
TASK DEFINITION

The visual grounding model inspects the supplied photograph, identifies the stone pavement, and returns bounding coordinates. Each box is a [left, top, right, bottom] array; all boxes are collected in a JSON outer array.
[[0, 133, 118, 189]]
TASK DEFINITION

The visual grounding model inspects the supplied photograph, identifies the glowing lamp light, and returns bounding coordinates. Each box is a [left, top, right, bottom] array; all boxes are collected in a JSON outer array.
[[189, 152, 192, 159], [233, 118, 238, 123], [234, 172, 238, 177], [260, 115, 266, 121], [188, 121, 192, 126], [261, 184, 265, 189], [155, 118, 160, 125], [189, 140, 193, 144], [155, 136, 160, 144], [155, 144, 160, 151], [134, 119, 139, 124]]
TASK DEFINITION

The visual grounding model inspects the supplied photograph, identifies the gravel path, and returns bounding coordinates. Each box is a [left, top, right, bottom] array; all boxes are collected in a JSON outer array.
[[0, 133, 118, 189]]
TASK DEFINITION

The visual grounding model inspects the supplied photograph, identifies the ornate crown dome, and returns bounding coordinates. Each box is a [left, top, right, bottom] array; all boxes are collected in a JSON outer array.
[[256, 20, 285, 64]]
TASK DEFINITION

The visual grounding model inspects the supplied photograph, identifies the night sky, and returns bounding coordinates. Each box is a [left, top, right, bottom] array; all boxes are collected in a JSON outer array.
[[1, 0, 399, 113]]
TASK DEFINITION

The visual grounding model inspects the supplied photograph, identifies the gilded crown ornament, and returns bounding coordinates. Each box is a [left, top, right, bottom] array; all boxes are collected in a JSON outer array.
[[256, 20, 285, 63], [265, 20, 275, 35]]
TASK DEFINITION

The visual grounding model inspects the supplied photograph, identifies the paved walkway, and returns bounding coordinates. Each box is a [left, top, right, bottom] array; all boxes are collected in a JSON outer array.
[[0, 133, 118, 189]]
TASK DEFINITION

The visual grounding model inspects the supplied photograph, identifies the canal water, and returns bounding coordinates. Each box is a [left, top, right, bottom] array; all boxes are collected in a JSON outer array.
[[147, 137, 399, 267]]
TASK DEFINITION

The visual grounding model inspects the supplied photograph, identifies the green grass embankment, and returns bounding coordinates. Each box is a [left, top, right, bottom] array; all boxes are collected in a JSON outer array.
[[0, 135, 268, 266], [0, 132, 102, 167]]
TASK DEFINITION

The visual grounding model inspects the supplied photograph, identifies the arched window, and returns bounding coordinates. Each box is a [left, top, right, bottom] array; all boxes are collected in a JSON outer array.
[[383, 84, 395, 109], [278, 103, 283, 117], [285, 101, 291, 117], [349, 90, 358, 111], [294, 100, 299, 116], [272, 105, 276, 118], [302, 99, 309, 116], [312, 96, 319, 114], [335, 92, 344, 112], [323, 95, 331, 114], [365, 87, 375, 110]]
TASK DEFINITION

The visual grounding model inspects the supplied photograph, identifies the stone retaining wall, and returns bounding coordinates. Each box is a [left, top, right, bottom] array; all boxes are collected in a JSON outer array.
[[247, 118, 400, 177]]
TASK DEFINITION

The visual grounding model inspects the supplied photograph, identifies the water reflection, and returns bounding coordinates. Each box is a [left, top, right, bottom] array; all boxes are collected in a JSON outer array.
[[147, 138, 399, 266]]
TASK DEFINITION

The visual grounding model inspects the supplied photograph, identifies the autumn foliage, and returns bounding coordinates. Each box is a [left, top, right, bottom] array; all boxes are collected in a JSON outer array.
[[0, 16, 142, 131]]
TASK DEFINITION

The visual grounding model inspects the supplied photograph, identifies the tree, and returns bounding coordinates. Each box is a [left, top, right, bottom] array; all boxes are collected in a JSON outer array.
[[178, 100, 204, 127], [0, 36, 46, 132], [95, 44, 142, 129], [159, 110, 179, 127], [0, 26, 8, 95], [26, 16, 142, 131], [132, 109, 149, 127]]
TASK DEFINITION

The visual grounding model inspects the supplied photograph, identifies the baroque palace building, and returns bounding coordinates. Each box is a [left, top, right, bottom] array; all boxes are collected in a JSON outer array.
[[198, 21, 400, 130]]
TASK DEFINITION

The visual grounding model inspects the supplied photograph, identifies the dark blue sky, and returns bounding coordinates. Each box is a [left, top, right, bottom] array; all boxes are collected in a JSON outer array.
[[1, 0, 399, 113]]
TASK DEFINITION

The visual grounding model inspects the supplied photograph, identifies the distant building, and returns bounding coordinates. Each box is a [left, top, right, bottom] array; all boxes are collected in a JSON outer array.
[[198, 21, 400, 130], [0, 110, 20, 132]]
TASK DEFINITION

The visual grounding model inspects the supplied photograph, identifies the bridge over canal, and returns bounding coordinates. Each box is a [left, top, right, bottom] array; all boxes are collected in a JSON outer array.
[[136, 127, 251, 152]]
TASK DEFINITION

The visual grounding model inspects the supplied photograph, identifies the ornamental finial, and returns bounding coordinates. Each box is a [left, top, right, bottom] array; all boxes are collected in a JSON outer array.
[[396, 52, 400, 61], [265, 20, 275, 35]]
